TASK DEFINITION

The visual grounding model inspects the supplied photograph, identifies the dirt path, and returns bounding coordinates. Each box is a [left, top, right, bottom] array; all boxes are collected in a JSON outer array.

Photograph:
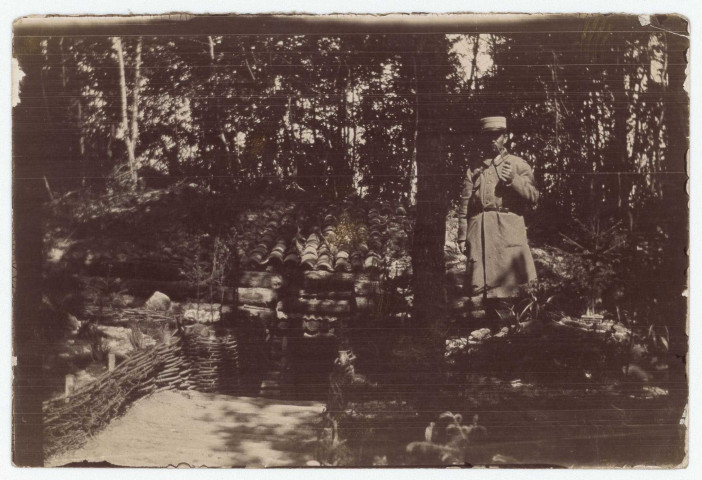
[[47, 390, 325, 467]]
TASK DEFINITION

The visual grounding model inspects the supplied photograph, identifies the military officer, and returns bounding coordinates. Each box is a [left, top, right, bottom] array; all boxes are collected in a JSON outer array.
[[457, 116, 539, 299]]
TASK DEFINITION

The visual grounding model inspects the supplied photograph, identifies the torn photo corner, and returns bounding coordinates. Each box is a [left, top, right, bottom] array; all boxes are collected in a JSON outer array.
[[11, 12, 689, 468]]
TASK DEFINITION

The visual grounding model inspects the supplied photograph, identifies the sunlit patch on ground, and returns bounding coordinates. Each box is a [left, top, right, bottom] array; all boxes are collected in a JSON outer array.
[[46, 390, 324, 467]]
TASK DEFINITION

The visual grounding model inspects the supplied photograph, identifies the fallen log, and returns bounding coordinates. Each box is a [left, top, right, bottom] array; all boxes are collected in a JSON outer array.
[[236, 287, 278, 308], [303, 271, 377, 292], [81, 276, 232, 302], [235, 305, 276, 324], [236, 271, 284, 290], [354, 279, 381, 296], [277, 298, 352, 315]]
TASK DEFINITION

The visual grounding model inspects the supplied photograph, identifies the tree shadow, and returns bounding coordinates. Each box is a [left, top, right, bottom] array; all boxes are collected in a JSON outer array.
[[207, 394, 324, 467]]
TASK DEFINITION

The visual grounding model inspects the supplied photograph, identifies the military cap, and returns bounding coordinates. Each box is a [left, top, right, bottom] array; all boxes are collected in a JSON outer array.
[[480, 116, 507, 132]]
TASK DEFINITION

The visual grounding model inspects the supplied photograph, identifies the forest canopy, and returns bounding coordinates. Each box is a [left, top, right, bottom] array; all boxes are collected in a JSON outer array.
[[15, 21, 686, 216]]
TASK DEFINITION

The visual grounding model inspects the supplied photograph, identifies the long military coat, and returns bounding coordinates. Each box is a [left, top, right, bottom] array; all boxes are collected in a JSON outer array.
[[457, 153, 539, 298]]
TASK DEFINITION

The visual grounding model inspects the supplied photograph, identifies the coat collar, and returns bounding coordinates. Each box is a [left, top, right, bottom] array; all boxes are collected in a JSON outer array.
[[483, 153, 508, 168]]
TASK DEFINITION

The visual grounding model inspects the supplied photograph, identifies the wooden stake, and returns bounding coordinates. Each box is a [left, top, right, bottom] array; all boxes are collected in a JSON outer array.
[[64, 374, 75, 399], [108, 353, 116, 371]]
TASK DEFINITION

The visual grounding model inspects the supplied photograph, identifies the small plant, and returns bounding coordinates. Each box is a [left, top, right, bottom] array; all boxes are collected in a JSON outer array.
[[155, 323, 176, 345], [127, 322, 146, 351], [80, 323, 111, 362], [560, 214, 628, 318], [315, 349, 376, 466], [210, 234, 234, 320], [85, 268, 128, 322], [406, 411, 486, 465], [182, 251, 209, 316], [333, 211, 368, 250], [646, 324, 670, 354], [107, 162, 138, 193], [315, 435, 355, 467], [93, 338, 111, 363], [183, 233, 234, 321], [497, 282, 556, 333], [617, 306, 669, 379], [321, 350, 364, 444]]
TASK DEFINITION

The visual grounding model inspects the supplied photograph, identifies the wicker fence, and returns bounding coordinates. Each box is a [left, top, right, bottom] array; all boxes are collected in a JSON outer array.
[[43, 328, 241, 459], [181, 329, 241, 394]]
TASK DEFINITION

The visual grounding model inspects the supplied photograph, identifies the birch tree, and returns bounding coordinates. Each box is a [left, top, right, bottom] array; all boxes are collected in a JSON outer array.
[[112, 36, 142, 187]]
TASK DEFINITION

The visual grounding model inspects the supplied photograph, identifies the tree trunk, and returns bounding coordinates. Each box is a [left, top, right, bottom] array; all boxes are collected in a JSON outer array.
[[12, 37, 48, 466], [607, 45, 630, 213], [410, 34, 452, 348], [39, 42, 53, 127], [468, 34, 481, 89], [409, 56, 419, 206], [59, 37, 67, 89], [112, 36, 139, 186], [77, 100, 86, 185], [130, 36, 142, 178], [287, 95, 296, 179], [334, 63, 352, 197], [207, 36, 234, 188]]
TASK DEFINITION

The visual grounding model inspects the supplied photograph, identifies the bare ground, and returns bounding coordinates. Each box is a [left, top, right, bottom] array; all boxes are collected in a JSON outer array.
[[46, 390, 325, 468]]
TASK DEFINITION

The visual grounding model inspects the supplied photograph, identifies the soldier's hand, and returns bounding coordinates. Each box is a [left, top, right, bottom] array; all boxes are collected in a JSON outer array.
[[499, 161, 514, 184]]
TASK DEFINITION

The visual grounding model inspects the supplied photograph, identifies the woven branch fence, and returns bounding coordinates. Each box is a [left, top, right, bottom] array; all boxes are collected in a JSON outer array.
[[43, 328, 241, 460]]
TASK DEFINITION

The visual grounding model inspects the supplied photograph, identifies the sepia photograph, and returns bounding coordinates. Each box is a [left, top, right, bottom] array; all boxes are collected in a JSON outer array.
[[11, 11, 689, 469]]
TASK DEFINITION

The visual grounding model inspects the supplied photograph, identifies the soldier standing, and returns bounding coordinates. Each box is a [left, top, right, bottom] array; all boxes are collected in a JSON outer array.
[[457, 116, 539, 302]]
